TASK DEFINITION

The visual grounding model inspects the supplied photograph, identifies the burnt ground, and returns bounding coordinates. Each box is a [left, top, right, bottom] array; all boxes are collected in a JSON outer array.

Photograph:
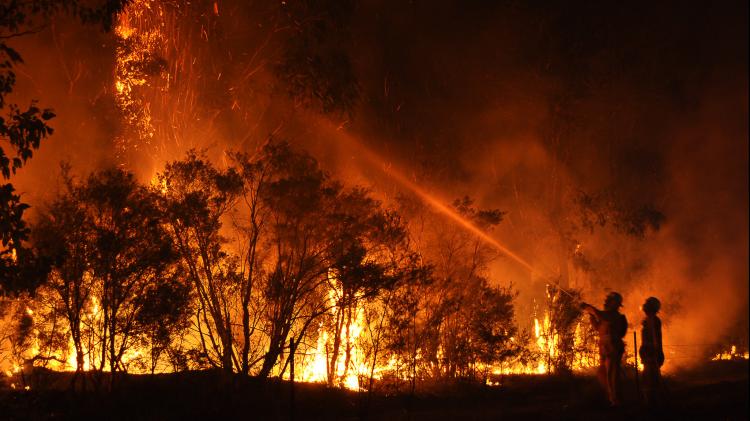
[[0, 360, 746, 420]]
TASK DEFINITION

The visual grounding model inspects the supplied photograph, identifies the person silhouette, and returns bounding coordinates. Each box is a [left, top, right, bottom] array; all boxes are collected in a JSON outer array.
[[639, 296, 664, 406], [580, 291, 628, 406]]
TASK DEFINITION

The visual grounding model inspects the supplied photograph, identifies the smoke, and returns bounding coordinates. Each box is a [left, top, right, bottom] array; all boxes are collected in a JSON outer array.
[[10, 18, 121, 205], [7, 0, 747, 369], [342, 0, 748, 368]]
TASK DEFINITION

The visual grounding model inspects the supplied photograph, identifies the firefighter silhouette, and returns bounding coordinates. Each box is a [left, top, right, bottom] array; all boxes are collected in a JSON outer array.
[[639, 296, 664, 405], [580, 291, 628, 406]]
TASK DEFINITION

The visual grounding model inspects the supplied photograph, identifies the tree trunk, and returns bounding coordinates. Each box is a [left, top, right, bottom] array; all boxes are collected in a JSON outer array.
[[241, 304, 251, 375], [341, 306, 354, 387], [328, 306, 344, 386], [222, 319, 233, 375]]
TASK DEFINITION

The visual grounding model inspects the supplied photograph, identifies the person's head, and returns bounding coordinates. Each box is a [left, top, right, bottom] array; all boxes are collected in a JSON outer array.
[[642, 297, 661, 315], [604, 291, 623, 311]]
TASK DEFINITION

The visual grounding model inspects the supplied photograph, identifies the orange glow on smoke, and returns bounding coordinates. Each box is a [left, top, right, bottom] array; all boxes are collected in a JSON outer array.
[[323, 126, 541, 276]]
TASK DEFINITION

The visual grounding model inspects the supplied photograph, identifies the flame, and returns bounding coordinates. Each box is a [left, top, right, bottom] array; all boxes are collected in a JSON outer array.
[[295, 273, 373, 389], [150, 174, 168, 193], [711, 345, 749, 361], [115, 21, 136, 40], [113, 0, 161, 152], [10, 265, 741, 391]]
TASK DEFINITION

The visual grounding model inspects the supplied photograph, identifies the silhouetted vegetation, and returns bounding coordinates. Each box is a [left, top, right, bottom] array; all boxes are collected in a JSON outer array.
[[0, 140, 529, 394]]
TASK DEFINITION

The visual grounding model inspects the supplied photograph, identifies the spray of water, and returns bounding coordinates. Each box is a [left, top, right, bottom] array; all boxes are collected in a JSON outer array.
[[326, 125, 544, 278]]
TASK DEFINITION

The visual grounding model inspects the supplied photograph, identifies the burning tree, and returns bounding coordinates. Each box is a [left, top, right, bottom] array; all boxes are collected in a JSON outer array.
[[157, 151, 243, 374], [79, 169, 176, 379], [0, 0, 130, 385], [32, 169, 95, 387], [252, 140, 361, 379], [316, 188, 418, 388], [384, 194, 523, 385], [151, 140, 428, 384], [357, 250, 429, 393], [30, 167, 190, 388], [533, 285, 599, 374]]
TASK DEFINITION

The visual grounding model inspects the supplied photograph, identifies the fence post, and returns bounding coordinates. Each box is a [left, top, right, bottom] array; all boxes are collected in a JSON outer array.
[[290, 339, 295, 421], [633, 331, 640, 402]]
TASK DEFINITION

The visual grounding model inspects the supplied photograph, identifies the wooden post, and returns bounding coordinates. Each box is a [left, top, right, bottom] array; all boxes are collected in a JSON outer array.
[[633, 331, 640, 402], [290, 339, 295, 421]]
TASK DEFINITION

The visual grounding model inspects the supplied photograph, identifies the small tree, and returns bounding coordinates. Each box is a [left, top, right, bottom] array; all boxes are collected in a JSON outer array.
[[539, 285, 586, 373], [360, 250, 429, 394], [254, 140, 338, 378], [157, 151, 243, 375], [134, 269, 192, 374], [32, 168, 93, 387], [32, 166, 193, 386], [318, 189, 413, 387], [400, 195, 515, 380], [467, 281, 520, 377], [80, 169, 175, 381]]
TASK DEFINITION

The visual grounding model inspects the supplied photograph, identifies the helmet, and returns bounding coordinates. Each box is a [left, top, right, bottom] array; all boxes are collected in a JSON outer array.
[[605, 291, 623, 309], [643, 296, 661, 314]]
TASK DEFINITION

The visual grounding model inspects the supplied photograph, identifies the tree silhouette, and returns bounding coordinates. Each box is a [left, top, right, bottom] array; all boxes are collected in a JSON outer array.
[[276, 0, 359, 115], [388, 194, 520, 382], [34, 167, 180, 389], [133, 269, 192, 374], [254, 140, 339, 378], [157, 151, 243, 375], [33, 168, 93, 389]]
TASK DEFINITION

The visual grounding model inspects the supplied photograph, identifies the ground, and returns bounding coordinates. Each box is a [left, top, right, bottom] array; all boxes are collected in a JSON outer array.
[[0, 361, 746, 420]]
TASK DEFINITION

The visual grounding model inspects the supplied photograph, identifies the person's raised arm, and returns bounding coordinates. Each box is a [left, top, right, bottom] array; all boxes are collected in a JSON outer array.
[[579, 302, 600, 321]]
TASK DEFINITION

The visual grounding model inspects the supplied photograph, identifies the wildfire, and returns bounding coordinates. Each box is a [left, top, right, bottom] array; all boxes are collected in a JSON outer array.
[[711, 345, 749, 361], [295, 272, 374, 390], [6, 264, 743, 392], [110, 0, 231, 170], [150, 174, 168, 193], [535, 314, 557, 373], [113, 0, 163, 154]]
